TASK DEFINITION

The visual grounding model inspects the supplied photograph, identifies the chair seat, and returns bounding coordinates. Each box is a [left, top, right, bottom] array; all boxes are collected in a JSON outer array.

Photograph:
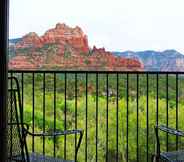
[[29, 153, 74, 162], [160, 150, 184, 162]]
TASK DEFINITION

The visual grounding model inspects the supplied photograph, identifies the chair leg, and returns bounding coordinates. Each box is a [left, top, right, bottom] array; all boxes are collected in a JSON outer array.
[[151, 154, 155, 162], [155, 155, 160, 162], [151, 154, 160, 162]]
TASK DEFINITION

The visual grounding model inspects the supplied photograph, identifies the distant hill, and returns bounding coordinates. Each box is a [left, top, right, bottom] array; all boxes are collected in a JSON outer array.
[[113, 50, 184, 71], [9, 38, 22, 59], [9, 38, 22, 44]]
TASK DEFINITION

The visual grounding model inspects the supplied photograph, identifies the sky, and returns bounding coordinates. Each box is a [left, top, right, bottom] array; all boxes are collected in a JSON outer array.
[[9, 0, 184, 53]]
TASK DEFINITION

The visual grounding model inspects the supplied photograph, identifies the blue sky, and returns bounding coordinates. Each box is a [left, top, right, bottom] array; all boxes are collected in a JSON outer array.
[[9, 0, 184, 53]]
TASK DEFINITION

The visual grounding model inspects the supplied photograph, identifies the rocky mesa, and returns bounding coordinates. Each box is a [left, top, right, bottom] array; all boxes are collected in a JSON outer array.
[[9, 23, 144, 71], [15, 23, 89, 54]]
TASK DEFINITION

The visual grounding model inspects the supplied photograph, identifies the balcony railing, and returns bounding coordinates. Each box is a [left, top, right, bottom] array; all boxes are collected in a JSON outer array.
[[8, 70, 184, 162]]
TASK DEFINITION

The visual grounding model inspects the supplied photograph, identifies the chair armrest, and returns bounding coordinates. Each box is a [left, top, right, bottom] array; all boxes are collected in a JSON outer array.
[[154, 125, 184, 156], [24, 128, 84, 159], [156, 125, 184, 137], [24, 129, 83, 137]]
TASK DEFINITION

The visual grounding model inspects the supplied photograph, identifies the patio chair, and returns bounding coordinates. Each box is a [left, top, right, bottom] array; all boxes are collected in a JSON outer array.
[[152, 125, 184, 162], [8, 76, 84, 162]]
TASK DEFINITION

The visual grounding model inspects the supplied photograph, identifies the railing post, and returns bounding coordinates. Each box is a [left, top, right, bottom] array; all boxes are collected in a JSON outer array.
[[0, 0, 9, 161]]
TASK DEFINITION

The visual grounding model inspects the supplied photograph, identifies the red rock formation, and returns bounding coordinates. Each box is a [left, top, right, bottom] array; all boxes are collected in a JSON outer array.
[[8, 56, 37, 69], [91, 46, 144, 71], [15, 23, 89, 54], [92, 46, 106, 54], [10, 23, 144, 71], [15, 32, 42, 49]]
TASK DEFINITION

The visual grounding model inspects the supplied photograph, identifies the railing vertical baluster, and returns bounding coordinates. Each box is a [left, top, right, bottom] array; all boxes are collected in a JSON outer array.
[[96, 73, 98, 162], [10, 72, 13, 158], [146, 73, 149, 162], [136, 74, 139, 162], [156, 73, 159, 160], [43, 73, 45, 155], [116, 73, 119, 162], [176, 74, 178, 150], [106, 74, 109, 162], [85, 73, 88, 162], [126, 74, 129, 162], [166, 74, 169, 152], [64, 72, 67, 159], [54, 73, 56, 157], [21, 73, 24, 121], [156, 74, 159, 126], [75, 73, 78, 162], [32, 73, 35, 153]]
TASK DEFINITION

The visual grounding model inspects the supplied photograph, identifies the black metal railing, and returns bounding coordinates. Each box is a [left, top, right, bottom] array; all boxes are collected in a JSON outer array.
[[8, 70, 184, 162]]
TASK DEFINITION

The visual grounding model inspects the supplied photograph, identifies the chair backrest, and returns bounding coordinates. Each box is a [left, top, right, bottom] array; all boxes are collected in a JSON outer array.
[[8, 77, 29, 162]]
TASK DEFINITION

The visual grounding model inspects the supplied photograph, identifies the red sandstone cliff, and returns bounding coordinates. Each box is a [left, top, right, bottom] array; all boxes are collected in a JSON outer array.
[[90, 46, 143, 71], [15, 23, 89, 54], [9, 23, 144, 71], [8, 56, 37, 69]]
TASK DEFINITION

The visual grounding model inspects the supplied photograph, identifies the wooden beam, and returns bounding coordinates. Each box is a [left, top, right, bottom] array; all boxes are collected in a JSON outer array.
[[0, 0, 9, 161]]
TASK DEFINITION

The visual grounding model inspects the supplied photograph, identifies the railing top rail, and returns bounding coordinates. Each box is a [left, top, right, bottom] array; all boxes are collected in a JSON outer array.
[[8, 70, 184, 74]]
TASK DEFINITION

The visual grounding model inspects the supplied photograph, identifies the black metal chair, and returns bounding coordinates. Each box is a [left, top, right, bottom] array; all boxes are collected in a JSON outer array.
[[8, 76, 84, 162], [152, 125, 184, 162]]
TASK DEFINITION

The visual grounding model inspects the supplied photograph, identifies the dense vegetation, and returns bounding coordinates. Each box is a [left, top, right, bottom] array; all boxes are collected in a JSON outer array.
[[11, 73, 184, 162]]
